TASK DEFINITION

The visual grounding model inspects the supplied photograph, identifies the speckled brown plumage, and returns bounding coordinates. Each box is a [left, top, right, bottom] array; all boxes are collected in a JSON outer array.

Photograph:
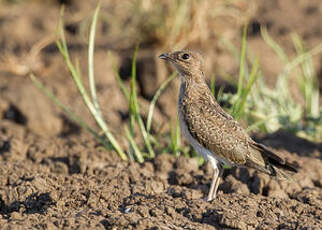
[[159, 50, 297, 201]]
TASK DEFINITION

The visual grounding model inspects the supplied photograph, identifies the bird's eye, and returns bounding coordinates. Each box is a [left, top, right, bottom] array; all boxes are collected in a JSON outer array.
[[182, 53, 190, 60]]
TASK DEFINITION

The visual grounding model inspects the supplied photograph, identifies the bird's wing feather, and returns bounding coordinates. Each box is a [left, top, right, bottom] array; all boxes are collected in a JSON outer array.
[[181, 93, 253, 165], [251, 142, 285, 164], [251, 142, 298, 173]]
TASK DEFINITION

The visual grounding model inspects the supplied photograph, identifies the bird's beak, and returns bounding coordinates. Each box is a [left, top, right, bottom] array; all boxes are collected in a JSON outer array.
[[159, 53, 176, 63], [159, 53, 170, 60]]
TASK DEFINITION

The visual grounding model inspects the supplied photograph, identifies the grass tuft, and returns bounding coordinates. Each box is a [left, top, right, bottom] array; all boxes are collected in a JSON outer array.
[[31, 4, 127, 160], [31, 3, 178, 162], [220, 25, 322, 142], [227, 24, 261, 120]]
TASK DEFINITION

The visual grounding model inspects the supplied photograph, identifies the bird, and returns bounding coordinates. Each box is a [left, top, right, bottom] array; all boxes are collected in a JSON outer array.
[[159, 50, 298, 201]]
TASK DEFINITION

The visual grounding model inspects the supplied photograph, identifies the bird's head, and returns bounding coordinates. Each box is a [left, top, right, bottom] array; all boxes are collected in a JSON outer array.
[[159, 50, 205, 81]]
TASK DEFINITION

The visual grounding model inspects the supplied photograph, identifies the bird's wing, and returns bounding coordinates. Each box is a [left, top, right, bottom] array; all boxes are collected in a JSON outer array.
[[182, 98, 254, 165]]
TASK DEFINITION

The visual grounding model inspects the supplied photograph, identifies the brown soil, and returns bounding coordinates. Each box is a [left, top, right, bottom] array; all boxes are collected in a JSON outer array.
[[0, 1, 321, 229]]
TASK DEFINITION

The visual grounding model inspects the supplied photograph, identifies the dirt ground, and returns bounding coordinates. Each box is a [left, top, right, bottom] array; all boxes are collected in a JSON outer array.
[[0, 0, 322, 229]]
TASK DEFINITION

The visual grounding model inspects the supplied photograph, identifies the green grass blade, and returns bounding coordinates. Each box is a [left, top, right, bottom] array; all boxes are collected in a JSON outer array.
[[210, 73, 216, 96], [170, 119, 178, 157], [75, 58, 83, 84], [261, 26, 288, 63], [137, 117, 155, 158], [113, 65, 130, 100], [216, 85, 225, 102], [128, 95, 136, 160], [129, 46, 156, 158], [57, 7, 70, 62], [235, 59, 260, 120], [88, 2, 101, 115], [232, 57, 260, 120], [125, 126, 144, 163], [170, 121, 177, 156], [129, 45, 138, 120], [147, 72, 177, 132], [237, 24, 248, 97], [291, 33, 320, 118], [175, 115, 181, 156], [246, 59, 260, 90], [128, 46, 138, 158], [282, 43, 322, 76], [169, 114, 183, 157]]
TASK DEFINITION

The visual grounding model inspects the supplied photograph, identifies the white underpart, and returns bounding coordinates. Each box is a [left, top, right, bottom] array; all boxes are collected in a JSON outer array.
[[178, 108, 219, 170]]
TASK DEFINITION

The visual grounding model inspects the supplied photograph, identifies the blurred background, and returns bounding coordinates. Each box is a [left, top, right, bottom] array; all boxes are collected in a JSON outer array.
[[0, 0, 321, 149], [0, 1, 322, 228]]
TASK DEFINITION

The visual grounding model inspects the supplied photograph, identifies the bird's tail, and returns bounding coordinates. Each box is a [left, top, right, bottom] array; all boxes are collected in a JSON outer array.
[[270, 164, 297, 181], [248, 142, 298, 181]]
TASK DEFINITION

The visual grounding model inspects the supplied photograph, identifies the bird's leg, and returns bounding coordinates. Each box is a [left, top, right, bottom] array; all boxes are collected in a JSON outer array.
[[207, 167, 219, 201], [210, 165, 223, 200]]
